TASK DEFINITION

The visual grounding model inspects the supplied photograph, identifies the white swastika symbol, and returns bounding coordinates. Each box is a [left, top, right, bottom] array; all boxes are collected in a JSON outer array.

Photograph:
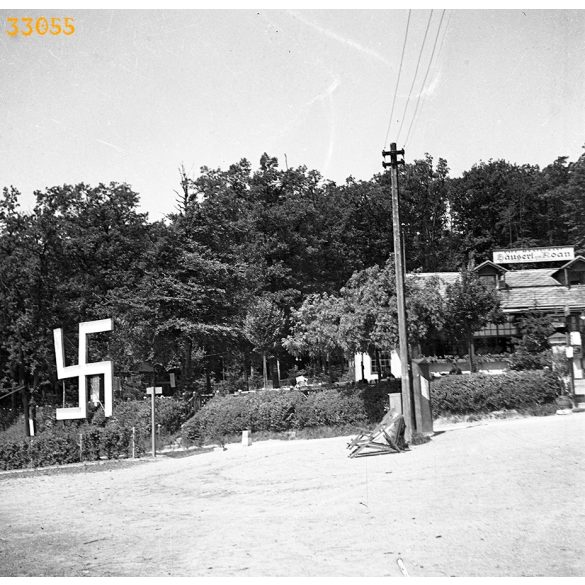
[[53, 318, 114, 420]]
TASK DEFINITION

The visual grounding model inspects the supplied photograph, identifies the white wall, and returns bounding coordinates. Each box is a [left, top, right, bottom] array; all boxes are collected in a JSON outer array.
[[354, 351, 401, 382]]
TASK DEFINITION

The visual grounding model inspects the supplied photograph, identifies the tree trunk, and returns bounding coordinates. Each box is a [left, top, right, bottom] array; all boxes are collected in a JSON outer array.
[[184, 338, 192, 392], [21, 386, 30, 437], [262, 352, 268, 389], [276, 358, 281, 388], [361, 354, 365, 382], [205, 366, 212, 394], [375, 349, 382, 382], [244, 354, 249, 391], [326, 352, 333, 382], [467, 332, 476, 373], [18, 353, 30, 437]]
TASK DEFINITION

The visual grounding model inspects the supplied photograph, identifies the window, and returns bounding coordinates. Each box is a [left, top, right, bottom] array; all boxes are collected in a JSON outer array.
[[370, 351, 393, 375], [568, 271, 585, 285], [479, 274, 497, 289], [474, 320, 518, 338]]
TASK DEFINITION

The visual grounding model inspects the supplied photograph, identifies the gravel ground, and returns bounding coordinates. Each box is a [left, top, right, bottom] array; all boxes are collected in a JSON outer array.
[[1, 413, 584, 577]]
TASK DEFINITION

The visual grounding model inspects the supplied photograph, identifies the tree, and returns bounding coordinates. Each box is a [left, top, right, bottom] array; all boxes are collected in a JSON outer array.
[[514, 310, 556, 354], [105, 215, 249, 395], [447, 159, 542, 264], [443, 269, 505, 371], [0, 183, 152, 430], [243, 296, 286, 389], [397, 154, 451, 272], [508, 310, 556, 371], [562, 150, 585, 253], [284, 258, 446, 379], [283, 293, 342, 359]]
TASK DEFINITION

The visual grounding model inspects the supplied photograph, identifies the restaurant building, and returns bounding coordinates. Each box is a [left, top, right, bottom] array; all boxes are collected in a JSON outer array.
[[355, 246, 585, 393]]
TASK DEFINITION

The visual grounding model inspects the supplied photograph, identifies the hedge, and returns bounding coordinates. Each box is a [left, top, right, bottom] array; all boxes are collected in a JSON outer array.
[[0, 397, 190, 471], [0, 424, 151, 471], [108, 397, 191, 436], [182, 390, 305, 444], [181, 385, 391, 445], [182, 372, 562, 445], [430, 370, 561, 416]]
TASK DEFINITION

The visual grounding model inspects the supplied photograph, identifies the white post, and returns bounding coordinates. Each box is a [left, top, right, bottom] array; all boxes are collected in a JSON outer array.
[[242, 430, 251, 447], [151, 388, 156, 458]]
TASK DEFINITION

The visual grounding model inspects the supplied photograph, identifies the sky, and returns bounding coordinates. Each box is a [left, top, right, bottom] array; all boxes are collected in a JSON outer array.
[[1, 8, 584, 221]]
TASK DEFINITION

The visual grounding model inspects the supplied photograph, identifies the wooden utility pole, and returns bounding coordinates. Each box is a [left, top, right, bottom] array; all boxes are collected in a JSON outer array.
[[383, 143, 415, 441]]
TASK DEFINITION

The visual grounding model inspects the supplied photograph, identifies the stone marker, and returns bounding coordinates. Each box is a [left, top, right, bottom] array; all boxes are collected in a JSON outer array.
[[242, 430, 252, 447]]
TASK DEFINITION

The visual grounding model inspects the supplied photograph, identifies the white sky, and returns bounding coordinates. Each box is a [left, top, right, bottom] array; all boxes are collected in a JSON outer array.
[[1, 7, 584, 220]]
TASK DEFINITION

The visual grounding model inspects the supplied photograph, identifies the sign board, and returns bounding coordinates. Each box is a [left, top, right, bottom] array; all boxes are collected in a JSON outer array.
[[493, 246, 574, 264], [574, 379, 585, 396], [570, 331, 582, 346], [146, 387, 163, 395]]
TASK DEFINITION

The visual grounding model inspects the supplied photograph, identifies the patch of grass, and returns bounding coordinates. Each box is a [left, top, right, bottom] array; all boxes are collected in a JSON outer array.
[[410, 432, 431, 445], [0, 415, 27, 442], [434, 403, 559, 427], [522, 403, 558, 417], [190, 423, 363, 448], [0, 458, 150, 481]]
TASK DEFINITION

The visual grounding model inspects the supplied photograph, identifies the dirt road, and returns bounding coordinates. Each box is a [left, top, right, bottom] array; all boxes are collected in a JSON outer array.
[[1, 413, 585, 577]]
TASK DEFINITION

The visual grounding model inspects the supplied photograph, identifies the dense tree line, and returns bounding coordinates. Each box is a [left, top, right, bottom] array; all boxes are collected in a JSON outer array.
[[1, 148, 584, 424]]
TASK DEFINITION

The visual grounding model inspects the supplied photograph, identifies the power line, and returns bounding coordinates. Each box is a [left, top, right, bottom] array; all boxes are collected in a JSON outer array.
[[402, 10, 451, 149], [396, 10, 434, 145], [384, 10, 411, 149], [435, 9, 452, 67], [404, 9, 446, 148]]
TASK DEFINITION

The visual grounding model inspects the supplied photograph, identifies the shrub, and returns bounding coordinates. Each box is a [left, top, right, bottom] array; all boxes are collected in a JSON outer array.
[[0, 396, 189, 469], [80, 426, 103, 461], [357, 380, 400, 422], [182, 390, 307, 444], [28, 431, 79, 467], [0, 420, 150, 470], [0, 438, 30, 470], [0, 430, 80, 471], [34, 406, 58, 433], [431, 370, 561, 416], [248, 391, 305, 432], [182, 385, 386, 446], [295, 390, 367, 427], [110, 397, 190, 436], [508, 349, 552, 371], [0, 408, 19, 432], [101, 425, 132, 459]]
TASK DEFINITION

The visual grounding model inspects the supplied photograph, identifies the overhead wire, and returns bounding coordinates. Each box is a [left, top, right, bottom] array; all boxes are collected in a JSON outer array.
[[395, 10, 434, 145], [434, 10, 452, 68], [383, 9, 411, 149], [403, 9, 447, 148]]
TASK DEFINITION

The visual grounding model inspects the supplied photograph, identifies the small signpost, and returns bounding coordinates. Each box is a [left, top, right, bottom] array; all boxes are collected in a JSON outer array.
[[146, 386, 162, 457]]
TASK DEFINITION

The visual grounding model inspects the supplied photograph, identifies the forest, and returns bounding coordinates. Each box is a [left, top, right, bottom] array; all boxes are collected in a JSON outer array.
[[1, 149, 584, 407]]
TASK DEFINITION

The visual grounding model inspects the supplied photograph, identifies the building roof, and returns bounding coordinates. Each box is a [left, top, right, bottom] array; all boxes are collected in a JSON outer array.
[[411, 267, 585, 313], [551, 255, 585, 277], [503, 269, 559, 287], [499, 285, 585, 312], [475, 260, 508, 274]]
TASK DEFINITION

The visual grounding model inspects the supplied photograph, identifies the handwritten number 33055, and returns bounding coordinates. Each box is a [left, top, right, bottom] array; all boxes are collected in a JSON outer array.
[[7, 17, 75, 37]]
